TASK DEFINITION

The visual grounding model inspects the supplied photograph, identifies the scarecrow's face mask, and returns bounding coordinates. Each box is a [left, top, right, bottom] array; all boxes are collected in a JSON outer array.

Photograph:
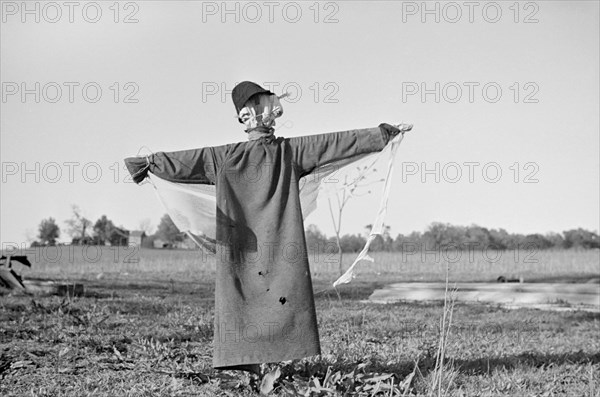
[[238, 94, 283, 131]]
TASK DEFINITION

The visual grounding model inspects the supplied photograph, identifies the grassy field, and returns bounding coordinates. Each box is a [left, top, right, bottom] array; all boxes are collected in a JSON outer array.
[[1, 246, 599, 396], [10, 245, 600, 283]]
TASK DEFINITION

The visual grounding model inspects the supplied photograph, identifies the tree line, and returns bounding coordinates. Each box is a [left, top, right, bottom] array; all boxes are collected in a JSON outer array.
[[34, 207, 598, 252], [34, 206, 185, 248], [305, 222, 600, 253]]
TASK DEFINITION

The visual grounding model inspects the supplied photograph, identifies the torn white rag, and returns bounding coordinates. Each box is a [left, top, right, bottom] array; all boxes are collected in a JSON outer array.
[[147, 133, 405, 287]]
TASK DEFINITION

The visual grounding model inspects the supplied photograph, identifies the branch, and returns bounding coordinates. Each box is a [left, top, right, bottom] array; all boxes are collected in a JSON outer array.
[[327, 197, 339, 234]]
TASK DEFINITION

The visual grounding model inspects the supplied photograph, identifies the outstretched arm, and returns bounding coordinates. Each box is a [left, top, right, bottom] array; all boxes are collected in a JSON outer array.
[[124, 144, 229, 185], [288, 123, 408, 176]]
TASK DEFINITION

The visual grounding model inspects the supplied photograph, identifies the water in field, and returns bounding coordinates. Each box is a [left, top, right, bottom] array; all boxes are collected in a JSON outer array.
[[369, 281, 600, 312]]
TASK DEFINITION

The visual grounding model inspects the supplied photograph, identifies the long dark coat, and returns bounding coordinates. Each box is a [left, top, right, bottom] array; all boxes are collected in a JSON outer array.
[[126, 126, 391, 369]]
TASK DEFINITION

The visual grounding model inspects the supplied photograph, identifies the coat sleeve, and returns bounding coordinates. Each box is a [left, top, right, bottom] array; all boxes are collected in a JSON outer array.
[[124, 145, 229, 185], [287, 124, 397, 176]]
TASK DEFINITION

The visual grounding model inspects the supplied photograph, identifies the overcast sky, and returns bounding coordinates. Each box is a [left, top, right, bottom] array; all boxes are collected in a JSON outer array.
[[1, 1, 599, 244]]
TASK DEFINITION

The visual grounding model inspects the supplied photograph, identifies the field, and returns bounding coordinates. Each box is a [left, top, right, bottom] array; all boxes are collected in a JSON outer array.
[[1, 246, 599, 396]]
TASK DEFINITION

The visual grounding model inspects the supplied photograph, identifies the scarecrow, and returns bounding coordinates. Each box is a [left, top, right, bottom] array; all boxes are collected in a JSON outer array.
[[124, 81, 412, 373]]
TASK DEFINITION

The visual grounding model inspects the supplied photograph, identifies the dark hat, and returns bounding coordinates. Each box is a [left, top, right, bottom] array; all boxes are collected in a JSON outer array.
[[232, 81, 273, 117]]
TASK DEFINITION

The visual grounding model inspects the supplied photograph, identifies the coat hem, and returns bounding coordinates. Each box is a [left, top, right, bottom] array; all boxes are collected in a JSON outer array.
[[213, 352, 321, 370]]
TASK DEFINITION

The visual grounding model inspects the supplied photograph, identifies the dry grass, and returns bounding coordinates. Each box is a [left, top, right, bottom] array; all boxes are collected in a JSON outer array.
[[427, 266, 458, 397], [313, 249, 600, 283], [9, 246, 599, 283]]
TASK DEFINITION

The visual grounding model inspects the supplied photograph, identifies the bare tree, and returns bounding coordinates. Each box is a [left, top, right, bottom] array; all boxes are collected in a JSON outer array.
[[328, 167, 384, 275], [328, 124, 412, 275], [65, 205, 92, 243], [138, 218, 154, 235]]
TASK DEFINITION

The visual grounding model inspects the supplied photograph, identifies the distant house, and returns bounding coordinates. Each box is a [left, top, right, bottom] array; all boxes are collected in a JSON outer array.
[[109, 227, 129, 246], [174, 235, 198, 250], [71, 236, 94, 245], [152, 235, 197, 250], [153, 238, 168, 249], [129, 231, 146, 247]]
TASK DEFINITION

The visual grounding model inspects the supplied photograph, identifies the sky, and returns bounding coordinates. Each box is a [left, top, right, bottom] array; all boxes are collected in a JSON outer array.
[[1, 0, 599, 245]]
